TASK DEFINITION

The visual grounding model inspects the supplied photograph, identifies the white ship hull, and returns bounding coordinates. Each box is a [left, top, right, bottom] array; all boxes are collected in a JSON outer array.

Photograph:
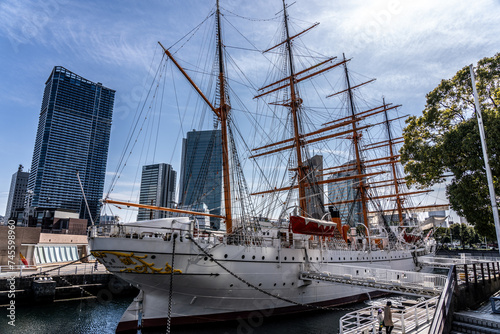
[[89, 219, 426, 332]]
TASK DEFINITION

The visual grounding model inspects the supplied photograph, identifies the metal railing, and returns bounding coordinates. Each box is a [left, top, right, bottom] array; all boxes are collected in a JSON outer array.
[[340, 296, 438, 334], [0, 262, 108, 278], [428, 260, 500, 333]]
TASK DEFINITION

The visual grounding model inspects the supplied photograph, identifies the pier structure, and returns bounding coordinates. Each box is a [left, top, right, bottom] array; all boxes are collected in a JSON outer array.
[[301, 264, 446, 297], [0, 262, 137, 306], [338, 258, 500, 333]]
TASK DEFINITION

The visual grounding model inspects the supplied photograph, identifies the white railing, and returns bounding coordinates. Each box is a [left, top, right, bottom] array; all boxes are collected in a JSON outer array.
[[308, 263, 447, 289], [340, 296, 439, 334], [0, 262, 108, 277]]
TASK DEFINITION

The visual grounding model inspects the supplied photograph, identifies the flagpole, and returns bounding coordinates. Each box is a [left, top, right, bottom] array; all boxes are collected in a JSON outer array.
[[470, 64, 500, 254]]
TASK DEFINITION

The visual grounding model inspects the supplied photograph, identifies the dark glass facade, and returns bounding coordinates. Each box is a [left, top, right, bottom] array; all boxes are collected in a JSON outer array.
[[27, 66, 115, 223], [179, 130, 222, 229], [4, 165, 29, 222], [137, 163, 177, 221]]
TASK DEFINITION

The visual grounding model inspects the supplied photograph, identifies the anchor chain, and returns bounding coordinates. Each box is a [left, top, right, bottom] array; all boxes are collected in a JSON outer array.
[[189, 234, 358, 312], [166, 234, 177, 333]]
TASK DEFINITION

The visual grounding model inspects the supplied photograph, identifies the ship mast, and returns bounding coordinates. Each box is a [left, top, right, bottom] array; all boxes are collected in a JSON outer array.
[[159, 1, 233, 233], [343, 54, 369, 230], [382, 97, 404, 224], [216, 0, 233, 232], [282, 0, 307, 215]]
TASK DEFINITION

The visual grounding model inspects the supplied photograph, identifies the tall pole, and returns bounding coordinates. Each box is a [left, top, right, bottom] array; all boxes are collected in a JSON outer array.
[[344, 54, 369, 230], [282, 0, 307, 215], [216, 0, 233, 232], [383, 97, 403, 224], [469, 64, 500, 254]]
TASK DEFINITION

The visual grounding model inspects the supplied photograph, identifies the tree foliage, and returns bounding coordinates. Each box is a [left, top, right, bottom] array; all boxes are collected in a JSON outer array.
[[401, 53, 500, 238]]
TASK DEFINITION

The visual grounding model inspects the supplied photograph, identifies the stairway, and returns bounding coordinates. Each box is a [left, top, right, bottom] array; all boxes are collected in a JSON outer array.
[[450, 311, 500, 334]]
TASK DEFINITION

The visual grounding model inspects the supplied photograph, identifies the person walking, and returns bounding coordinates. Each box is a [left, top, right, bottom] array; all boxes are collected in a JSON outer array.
[[384, 301, 394, 334], [377, 308, 384, 334]]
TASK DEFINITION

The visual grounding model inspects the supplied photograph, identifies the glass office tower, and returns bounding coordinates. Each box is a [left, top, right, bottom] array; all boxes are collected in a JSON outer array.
[[27, 66, 115, 223], [137, 163, 177, 221], [179, 130, 222, 229]]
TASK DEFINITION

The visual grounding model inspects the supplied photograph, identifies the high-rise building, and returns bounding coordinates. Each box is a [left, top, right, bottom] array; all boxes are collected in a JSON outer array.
[[179, 130, 222, 229], [304, 155, 324, 219], [4, 164, 29, 223], [327, 160, 363, 226], [137, 163, 177, 221], [27, 66, 115, 223]]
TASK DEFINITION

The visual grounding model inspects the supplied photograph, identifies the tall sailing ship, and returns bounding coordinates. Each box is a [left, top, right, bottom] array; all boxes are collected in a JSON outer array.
[[89, 1, 437, 332]]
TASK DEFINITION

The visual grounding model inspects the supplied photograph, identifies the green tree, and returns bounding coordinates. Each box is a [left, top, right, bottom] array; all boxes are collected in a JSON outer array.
[[401, 53, 500, 238], [434, 226, 451, 247]]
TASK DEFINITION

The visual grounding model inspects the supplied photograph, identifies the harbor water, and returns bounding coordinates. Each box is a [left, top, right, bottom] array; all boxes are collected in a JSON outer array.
[[0, 295, 363, 334]]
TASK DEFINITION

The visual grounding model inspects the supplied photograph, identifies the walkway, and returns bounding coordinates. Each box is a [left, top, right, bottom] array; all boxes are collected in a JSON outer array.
[[301, 263, 446, 297]]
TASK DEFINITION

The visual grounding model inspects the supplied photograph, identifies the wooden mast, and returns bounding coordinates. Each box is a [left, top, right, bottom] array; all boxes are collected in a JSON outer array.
[[158, 1, 232, 233], [382, 98, 404, 224], [343, 53, 370, 230], [216, 0, 233, 232], [282, 0, 307, 215]]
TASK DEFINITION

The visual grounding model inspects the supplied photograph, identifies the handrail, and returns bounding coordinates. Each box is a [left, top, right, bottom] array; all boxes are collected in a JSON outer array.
[[428, 265, 456, 333], [340, 296, 438, 334], [428, 260, 500, 333]]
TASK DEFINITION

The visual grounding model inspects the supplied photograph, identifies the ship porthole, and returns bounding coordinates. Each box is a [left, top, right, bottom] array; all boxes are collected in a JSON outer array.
[[258, 283, 262, 286], [276, 256, 279, 260], [230, 284, 233, 287], [284, 257, 287, 261], [204, 257, 208, 261], [151, 255, 156, 259], [224, 254, 228, 258], [292, 257, 295, 260], [242, 255, 245, 259], [252, 255, 255, 260], [262, 256, 265, 260]]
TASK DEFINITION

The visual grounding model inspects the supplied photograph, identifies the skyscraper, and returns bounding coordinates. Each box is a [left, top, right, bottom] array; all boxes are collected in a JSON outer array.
[[327, 160, 363, 226], [179, 130, 222, 229], [27, 66, 115, 223], [4, 165, 29, 223], [304, 155, 324, 219], [137, 163, 177, 221]]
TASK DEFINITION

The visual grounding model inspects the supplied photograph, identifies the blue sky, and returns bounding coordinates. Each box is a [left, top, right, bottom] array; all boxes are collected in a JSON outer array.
[[1, 0, 500, 220]]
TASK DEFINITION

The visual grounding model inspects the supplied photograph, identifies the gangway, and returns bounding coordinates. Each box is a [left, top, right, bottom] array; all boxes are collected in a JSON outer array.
[[339, 296, 438, 334], [418, 254, 496, 269], [300, 264, 446, 297]]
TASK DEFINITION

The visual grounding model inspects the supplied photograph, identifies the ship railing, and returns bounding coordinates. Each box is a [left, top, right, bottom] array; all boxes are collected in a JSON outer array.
[[339, 296, 439, 334], [305, 263, 447, 290]]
